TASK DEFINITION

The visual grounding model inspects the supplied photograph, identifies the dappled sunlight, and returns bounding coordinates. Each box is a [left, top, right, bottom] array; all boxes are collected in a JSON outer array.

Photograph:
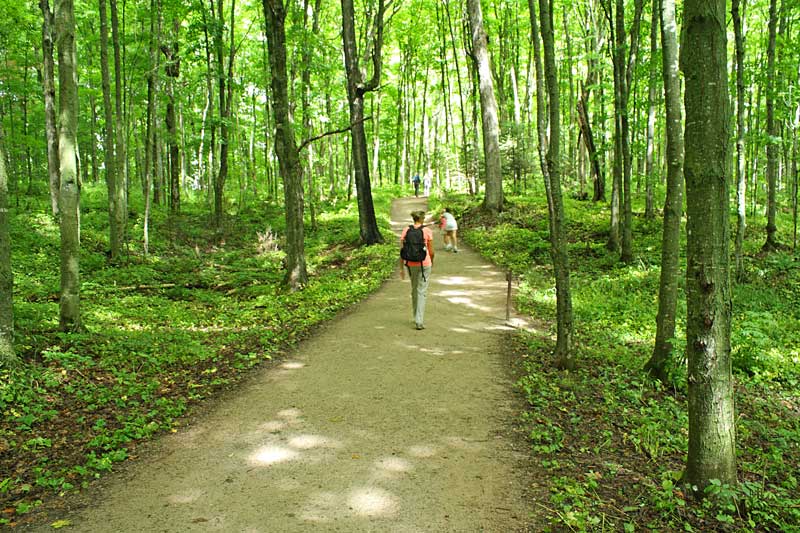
[[248, 445, 299, 466], [278, 408, 303, 419], [435, 276, 473, 286], [374, 456, 412, 474], [449, 327, 471, 334], [348, 487, 398, 517], [407, 444, 438, 458], [259, 420, 287, 432], [280, 361, 305, 370], [442, 436, 485, 452], [287, 434, 341, 450], [166, 488, 205, 505], [445, 296, 494, 313], [420, 347, 446, 356]]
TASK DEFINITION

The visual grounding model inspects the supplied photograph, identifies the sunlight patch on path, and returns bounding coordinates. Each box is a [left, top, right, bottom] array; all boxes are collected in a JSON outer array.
[[348, 487, 398, 517], [166, 488, 205, 505], [248, 445, 300, 466]]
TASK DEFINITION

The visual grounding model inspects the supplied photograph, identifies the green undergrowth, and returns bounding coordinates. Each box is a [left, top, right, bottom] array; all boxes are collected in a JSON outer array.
[[0, 187, 398, 524], [457, 191, 800, 531]]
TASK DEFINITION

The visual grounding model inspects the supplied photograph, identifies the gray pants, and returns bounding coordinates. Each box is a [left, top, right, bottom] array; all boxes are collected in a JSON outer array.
[[408, 265, 432, 327]]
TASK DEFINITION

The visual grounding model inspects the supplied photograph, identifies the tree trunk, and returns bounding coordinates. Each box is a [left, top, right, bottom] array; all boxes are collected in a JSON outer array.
[[644, 0, 659, 219], [40, 0, 60, 218], [340, 0, 385, 244], [99, 0, 121, 260], [467, 0, 503, 213], [300, 0, 322, 231], [212, 0, 234, 229], [110, 0, 127, 257], [538, 0, 574, 369], [56, 0, 82, 331], [144, 0, 159, 255], [445, 1, 470, 191], [644, 0, 683, 382], [263, 0, 308, 289], [733, 0, 747, 279], [0, 124, 14, 366], [161, 18, 181, 213], [763, 0, 779, 250], [681, 0, 737, 492]]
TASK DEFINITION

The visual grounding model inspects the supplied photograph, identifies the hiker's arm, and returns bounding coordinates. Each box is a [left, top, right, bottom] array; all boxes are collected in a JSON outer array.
[[399, 239, 406, 279]]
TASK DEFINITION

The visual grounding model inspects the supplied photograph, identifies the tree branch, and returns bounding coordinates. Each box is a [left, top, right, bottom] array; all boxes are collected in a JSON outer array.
[[297, 116, 372, 152]]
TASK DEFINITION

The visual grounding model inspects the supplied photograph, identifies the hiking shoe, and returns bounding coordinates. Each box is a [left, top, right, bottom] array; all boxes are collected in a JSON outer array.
[[415, 323, 425, 330], [453, 249, 459, 253]]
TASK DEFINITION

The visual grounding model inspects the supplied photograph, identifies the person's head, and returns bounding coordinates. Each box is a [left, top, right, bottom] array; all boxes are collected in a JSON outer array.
[[444, 207, 451, 214], [411, 210, 426, 223]]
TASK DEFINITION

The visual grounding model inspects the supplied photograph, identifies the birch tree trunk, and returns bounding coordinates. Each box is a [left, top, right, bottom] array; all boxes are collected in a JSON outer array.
[[262, 0, 308, 289], [681, 0, 737, 491], [644, 0, 683, 382], [0, 124, 14, 366], [467, 0, 504, 213], [56, 0, 82, 330], [40, 0, 60, 218]]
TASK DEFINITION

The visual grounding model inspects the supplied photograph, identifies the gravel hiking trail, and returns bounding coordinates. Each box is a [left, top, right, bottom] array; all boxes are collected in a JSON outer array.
[[25, 197, 535, 532]]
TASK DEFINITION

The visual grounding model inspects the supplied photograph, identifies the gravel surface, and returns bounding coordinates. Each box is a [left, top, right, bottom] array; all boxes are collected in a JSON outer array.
[[25, 197, 535, 532]]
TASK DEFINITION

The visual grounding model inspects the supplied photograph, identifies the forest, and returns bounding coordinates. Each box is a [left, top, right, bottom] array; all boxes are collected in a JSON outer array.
[[0, 0, 799, 530]]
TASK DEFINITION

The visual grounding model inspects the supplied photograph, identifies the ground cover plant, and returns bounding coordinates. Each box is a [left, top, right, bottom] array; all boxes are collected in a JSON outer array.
[[0, 187, 400, 526], [458, 192, 800, 532]]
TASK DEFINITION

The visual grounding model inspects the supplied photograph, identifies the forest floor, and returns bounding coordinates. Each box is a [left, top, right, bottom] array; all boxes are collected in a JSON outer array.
[[18, 196, 543, 532]]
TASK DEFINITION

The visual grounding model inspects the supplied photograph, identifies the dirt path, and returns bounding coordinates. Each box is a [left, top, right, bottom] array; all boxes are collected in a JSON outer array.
[[28, 197, 534, 532]]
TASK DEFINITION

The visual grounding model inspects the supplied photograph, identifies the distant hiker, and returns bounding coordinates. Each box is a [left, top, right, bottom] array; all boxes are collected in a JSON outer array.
[[439, 207, 459, 253], [423, 174, 432, 197], [400, 210, 435, 330], [412, 174, 421, 197]]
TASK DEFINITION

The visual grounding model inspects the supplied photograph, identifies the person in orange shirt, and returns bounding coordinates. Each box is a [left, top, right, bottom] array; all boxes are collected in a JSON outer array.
[[400, 210, 435, 330]]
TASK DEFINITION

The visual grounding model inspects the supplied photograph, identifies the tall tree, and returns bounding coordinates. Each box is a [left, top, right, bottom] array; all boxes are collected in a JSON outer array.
[[604, 0, 643, 260], [99, 0, 122, 260], [0, 124, 14, 367], [143, 0, 159, 255], [56, 0, 82, 330], [681, 0, 737, 491], [109, 0, 127, 256], [212, 0, 235, 228], [644, 0, 683, 382], [40, 0, 60, 218], [538, 0, 574, 369], [643, 0, 659, 219], [340, 0, 386, 244], [763, 0, 779, 250], [732, 0, 747, 279], [162, 18, 182, 213], [467, 0, 504, 213], [262, 0, 308, 288]]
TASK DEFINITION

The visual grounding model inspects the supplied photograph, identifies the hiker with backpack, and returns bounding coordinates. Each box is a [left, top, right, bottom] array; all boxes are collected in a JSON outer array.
[[400, 210, 435, 330], [412, 174, 421, 197]]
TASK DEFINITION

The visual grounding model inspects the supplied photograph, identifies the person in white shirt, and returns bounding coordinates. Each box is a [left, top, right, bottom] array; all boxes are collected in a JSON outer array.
[[438, 208, 459, 253]]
